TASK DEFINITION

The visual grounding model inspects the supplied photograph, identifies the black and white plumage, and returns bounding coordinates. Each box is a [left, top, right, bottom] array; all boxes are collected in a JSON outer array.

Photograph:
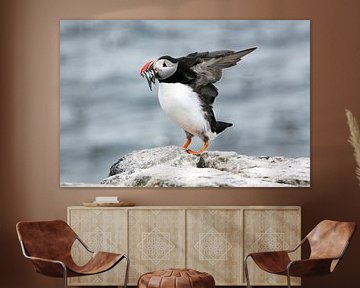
[[140, 47, 257, 154]]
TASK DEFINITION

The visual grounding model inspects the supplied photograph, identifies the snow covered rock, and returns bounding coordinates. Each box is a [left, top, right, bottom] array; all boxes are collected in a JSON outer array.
[[101, 146, 310, 187]]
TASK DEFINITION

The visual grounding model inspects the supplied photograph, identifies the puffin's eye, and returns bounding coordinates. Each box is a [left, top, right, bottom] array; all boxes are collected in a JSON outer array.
[[163, 61, 167, 67]]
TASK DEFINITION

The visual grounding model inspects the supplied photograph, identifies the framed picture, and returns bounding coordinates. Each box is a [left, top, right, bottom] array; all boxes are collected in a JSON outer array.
[[60, 20, 310, 187]]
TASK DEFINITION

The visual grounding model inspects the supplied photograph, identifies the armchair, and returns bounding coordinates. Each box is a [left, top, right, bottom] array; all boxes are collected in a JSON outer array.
[[16, 220, 129, 288], [244, 219, 356, 288]]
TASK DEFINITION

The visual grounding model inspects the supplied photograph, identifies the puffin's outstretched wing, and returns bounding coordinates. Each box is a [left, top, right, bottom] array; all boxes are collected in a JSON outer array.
[[181, 47, 256, 106], [188, 48, 256, 87]]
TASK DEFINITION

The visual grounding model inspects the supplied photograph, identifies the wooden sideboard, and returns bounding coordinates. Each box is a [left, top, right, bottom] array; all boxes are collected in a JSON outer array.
[[67, 206, 301, 286]]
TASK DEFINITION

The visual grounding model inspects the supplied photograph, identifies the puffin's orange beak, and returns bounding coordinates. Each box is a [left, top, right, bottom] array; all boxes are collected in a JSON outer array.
[[140, 60, 156, 91], [140, 60, 155, 76]]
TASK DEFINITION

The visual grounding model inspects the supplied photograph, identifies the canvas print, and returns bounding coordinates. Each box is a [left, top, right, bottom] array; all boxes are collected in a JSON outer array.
[[60, 20, 310, 187]]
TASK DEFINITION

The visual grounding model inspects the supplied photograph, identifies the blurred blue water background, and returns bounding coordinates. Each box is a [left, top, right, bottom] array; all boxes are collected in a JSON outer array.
[[60, 20, 310, 184]]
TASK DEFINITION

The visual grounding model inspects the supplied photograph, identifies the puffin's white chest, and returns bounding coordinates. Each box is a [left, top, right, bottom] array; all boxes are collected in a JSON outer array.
[[158, 83, 210, 137]]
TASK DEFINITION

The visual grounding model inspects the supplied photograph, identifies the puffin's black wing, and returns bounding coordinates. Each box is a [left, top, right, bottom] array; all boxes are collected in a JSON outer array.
[[181, 48, 256, 105], [189, 48, 256, 87]]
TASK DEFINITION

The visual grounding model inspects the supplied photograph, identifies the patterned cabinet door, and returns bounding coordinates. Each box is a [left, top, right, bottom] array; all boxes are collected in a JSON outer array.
[[243, 208, 301, 286], [68, 208, 128, 286], [128, 209, 186, 284], [187, 209, 243, 285]]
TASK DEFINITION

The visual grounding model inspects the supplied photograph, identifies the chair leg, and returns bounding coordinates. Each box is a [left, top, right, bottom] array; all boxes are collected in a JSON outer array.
[[123, 255, 130, 288], [244, 255, 252, 288], [62, 264, 68, 288], [286, 269, 292, 288]]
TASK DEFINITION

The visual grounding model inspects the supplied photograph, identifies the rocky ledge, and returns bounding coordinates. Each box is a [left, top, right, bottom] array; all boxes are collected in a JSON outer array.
[[101, 146, 310, 187]]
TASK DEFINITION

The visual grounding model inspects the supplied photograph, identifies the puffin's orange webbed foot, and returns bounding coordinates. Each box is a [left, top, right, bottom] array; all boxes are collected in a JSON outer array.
[[182, 138, 192, 149], [186, 141, 209, 155]]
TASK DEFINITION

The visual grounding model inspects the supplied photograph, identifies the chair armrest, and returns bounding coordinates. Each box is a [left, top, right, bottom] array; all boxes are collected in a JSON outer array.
[[246, 251, 292, 274], [19, 240, 67, 277], [25, 255, 67, 277], [76, 236, 94, 253], [287, 258, 335, 277], [28, 255, 66, 268], [246, 236, 305, 258], [285, 237, 307, 253], [247, 250, 290, 258], [25, 255, 65, 265]]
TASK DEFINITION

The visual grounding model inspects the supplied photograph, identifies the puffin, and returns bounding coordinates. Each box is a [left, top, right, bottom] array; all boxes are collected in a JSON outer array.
[[140, 47, 256, 155]]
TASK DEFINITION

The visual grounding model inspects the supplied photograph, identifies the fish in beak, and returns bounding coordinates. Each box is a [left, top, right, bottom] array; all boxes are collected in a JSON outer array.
[[140, 60, 156, 91]]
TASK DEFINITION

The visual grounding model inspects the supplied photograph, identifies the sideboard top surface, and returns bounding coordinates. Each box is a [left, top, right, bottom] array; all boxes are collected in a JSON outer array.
[[68, 205, 301, 210]]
